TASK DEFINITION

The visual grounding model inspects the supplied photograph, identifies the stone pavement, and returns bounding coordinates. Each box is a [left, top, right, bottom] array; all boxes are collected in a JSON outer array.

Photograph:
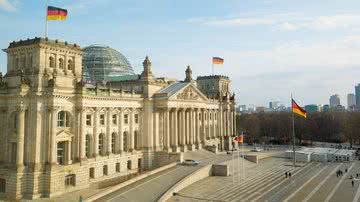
[[94, 150, 251, 202], [168, 156, 360, 202]]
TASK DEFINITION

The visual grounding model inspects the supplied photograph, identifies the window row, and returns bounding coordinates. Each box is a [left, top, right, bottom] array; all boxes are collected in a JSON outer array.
[[89, 158, 141, 179], [85, 131, 140, 158], [49, 56, 74, 71], [86, 113, 139, 126], [56, 111, 140, 128]]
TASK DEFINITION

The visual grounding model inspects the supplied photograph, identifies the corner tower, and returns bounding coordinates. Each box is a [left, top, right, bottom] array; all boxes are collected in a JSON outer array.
[[2, 38, 82, 93]]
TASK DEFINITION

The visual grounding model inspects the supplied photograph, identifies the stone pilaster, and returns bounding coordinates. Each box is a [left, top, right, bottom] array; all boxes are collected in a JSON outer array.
[[118, 109, 124, 154], [16, 105, 26, 167], [106, 108, 112, 154], [93, 108, 99, 156]]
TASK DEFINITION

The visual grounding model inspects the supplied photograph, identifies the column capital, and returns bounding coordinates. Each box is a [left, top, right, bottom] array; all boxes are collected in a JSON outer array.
[[76, 106, 87, 113], [47, 105, 60, 112], [16, 105, 27, 112]]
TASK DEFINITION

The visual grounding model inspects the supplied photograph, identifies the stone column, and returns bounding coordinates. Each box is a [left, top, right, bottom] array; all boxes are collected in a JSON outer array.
[[106, 109, 112, 154], [213, 110, 216, 138], [164, 109, 170, 151], [190, 109, 196, 151], [229, 109, 233, 137], [195, 109, 201, 149], [130, 109, 135, 151], [201, 109, 206, 143], [180, 109, 186, 152], [172, 108, 179, 152], [49, 106, 58, 164], [93, 108, 99, 156], [207, 109, 211, 139], [80, 108, 87, 160], [16, 106, 26, 166], [119, 109, 124, 154]]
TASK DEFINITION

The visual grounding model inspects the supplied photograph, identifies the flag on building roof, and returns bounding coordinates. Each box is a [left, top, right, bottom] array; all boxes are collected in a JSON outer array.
[[47, 6, 68, 21], [212, 57, 224, 65], [292, 99, 307, 118]]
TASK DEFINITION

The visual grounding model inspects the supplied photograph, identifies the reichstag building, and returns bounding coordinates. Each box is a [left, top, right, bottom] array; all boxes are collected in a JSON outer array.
[[0, 38, 236, 200]]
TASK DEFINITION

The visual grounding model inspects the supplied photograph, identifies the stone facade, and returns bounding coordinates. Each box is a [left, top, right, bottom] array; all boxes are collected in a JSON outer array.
[[0, 38, 236, 200]]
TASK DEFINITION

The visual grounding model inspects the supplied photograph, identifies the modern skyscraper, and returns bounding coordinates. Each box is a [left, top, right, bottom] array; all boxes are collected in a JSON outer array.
[[329, 94, 340, 107], [356, 84, 360, 106], [347, 93, 356, 110]]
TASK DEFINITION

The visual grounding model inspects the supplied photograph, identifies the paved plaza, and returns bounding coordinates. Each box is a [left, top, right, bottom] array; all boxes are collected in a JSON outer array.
[[168, 155, 360, 202]]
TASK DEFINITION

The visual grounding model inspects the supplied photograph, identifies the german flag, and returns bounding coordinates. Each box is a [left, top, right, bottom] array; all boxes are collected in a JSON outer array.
[[47, 6, 67, 21], [212, 57, 224, 65], [234, 134, 244, 143], [292, 99, 307, 118]]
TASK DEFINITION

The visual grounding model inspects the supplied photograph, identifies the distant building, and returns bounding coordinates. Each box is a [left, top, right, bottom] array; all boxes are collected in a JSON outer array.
[[347, 93, 356, 110], [323, 104, 330, 112], [356, 84, 360, 106], [237, 105, 247, 112], [329, 94, 340, 108], [255, 106, 267, 113], [305, 104, 320, 113]]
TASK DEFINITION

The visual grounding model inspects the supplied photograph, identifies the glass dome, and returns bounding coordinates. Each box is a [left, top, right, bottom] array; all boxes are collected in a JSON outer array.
[[82, 45, 135, 81]]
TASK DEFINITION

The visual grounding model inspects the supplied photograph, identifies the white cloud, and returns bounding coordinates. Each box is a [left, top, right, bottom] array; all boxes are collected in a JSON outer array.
[[0, 0, 19, 12], [189, 12, 360, 32], [278, 22, 297, 31]]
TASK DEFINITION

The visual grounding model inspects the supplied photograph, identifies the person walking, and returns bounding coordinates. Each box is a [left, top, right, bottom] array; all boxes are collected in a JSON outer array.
[[289, 172, 292, 178], [285, 172, 288, 178], [352, 180, 354, 187]]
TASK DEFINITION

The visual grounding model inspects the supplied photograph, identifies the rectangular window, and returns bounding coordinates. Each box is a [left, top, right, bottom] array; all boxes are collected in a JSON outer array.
[[57, 142, 65, 165], [57, 112, 65, 127], [124, 114, 129, 124], [112, 114, 117, 124], [103, 165, 108, 176], [134, 114, 139, 124], [89, 167, 95, 179], [116, 163, 120, 172], [65, 174, 76, 186], [100, 114, 105, 125], [86, 114, 92, 126], [0, 179, 5, 193], [111, 134, 115, 153]]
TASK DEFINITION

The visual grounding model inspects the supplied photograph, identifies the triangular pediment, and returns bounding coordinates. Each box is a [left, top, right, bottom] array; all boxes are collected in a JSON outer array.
[[170, 83, 208, 101], [56, 130, 73, 142]]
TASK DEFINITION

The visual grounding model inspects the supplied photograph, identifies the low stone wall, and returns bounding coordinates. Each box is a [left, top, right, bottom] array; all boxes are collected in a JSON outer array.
[[157, 165, 213, 202], [154, 152, 183, 168], [212, 164, 230, 176], [244, 155, 258, 164], [84, 162, 177, 202]]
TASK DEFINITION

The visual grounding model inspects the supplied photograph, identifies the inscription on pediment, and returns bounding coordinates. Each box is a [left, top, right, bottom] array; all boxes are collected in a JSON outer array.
[[176, 86, 199, 100]]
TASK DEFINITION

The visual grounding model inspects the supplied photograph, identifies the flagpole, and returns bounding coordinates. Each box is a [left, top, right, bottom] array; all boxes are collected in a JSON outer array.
[[242, 134, 245, 180], [237, 136, 241, 183], [45, 0, 48, 38], [291, 93, 296, 167]]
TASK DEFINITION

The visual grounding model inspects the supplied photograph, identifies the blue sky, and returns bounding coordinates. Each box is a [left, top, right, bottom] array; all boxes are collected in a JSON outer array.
[[1, 0, 360, 107]]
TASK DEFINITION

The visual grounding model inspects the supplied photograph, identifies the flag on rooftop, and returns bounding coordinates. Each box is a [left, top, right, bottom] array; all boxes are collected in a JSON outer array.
[[292, 99, 307, 118], [212, 57, 224, 65], [47, 6, 68, 21]]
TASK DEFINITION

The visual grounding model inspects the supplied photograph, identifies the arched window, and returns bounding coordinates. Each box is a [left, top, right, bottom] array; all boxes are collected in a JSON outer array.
[[59, 58, 64, 69], [123, 131, 128, 152], [111, 133, 116, 153], [57, 111, 70, 128], [49, 56, 55, 68], [98, 133, 104, 155], [67, 59, 73, 70], [85, 135, 91, 158]]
